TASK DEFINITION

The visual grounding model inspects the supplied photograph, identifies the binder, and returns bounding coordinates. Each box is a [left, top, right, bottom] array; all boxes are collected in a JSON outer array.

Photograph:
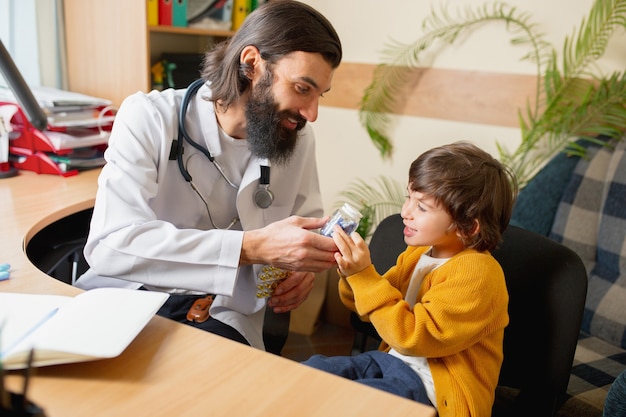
[[147, 0, 159, 26], [159, 0, 173, 26], [173, 0, 188, 27], [232, 0, 251, 30]]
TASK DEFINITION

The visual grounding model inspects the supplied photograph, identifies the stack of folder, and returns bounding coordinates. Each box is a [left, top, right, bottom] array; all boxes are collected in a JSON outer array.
[[0, 86, 115, 176], [153, 0, 189, 27]]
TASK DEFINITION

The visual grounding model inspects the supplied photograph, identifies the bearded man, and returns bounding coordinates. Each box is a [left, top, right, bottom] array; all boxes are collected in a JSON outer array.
[[76, 0, 343, 352]]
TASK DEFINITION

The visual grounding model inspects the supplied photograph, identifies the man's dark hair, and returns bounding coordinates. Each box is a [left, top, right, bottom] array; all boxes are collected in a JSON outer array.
[[201, 0, 342, 108]]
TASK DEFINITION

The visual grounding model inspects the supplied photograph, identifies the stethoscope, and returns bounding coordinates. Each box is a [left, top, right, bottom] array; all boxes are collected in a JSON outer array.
[[175, 79, 274, 229]]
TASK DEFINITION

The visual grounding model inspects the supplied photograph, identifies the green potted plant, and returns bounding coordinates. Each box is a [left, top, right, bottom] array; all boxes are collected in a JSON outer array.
[[337, 0, 626, 238]]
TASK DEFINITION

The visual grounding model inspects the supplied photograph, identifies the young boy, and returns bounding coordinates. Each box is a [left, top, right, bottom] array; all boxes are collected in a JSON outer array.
[[303, 141, 518, 417]]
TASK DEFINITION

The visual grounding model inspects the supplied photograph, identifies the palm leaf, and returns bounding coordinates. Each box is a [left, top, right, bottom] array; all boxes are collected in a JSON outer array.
[[359, 2, 551, 158], [498, 0, 626, 187]]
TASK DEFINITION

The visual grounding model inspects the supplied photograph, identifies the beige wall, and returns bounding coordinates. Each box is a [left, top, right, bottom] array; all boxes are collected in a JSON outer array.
[[304, 0, 626, 213]]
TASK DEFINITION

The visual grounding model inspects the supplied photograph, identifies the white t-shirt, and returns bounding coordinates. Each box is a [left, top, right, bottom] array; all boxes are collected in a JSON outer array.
[[388, 249, 449, 407]]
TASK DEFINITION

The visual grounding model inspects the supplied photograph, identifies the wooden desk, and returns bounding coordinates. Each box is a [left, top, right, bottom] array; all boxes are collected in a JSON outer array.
[[0, 170, 436, 417]]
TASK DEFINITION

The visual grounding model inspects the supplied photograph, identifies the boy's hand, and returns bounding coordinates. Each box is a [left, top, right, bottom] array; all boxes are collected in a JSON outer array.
[[332, 225, 372, 276]]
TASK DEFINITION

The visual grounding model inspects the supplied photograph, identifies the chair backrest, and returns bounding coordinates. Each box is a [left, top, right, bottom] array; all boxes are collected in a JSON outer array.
[[365, 215, 588, 416], [368, 214, 407, 274], [492, 224, 587, 416]]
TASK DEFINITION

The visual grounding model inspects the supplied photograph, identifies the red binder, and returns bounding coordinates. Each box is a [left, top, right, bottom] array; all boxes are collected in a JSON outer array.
[[159, 0, 173, 26]]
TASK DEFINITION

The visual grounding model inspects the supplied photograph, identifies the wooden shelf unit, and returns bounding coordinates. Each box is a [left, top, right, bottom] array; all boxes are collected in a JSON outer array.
[[64, 0, 234, 107]]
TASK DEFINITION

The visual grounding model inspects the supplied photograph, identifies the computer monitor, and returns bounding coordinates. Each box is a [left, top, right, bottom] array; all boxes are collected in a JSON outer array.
[[0, 38, 48, 132]]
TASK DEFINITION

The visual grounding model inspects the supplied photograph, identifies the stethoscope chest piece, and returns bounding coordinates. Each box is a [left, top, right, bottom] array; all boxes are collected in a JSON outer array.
[[254, 164, 274, 208], [254, 186, 274, 209]]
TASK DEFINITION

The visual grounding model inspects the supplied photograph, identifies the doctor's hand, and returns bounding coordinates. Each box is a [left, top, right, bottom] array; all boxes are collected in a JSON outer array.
[[241, 216, 338, 272], [267, 271, 315, 313]]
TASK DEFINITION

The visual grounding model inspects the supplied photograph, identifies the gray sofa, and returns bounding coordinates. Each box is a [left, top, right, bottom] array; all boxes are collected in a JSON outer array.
[[511, 137, 626, 416]]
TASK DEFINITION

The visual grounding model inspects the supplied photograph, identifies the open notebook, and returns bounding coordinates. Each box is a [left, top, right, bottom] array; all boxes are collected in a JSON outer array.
[[0, 288, 168, 370]]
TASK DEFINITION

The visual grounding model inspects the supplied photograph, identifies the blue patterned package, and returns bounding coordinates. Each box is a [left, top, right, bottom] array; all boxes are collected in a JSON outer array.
[[320, 203, 363, 237]]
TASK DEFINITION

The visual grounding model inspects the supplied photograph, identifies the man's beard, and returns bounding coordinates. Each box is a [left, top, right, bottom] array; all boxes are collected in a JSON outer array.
[[245, 73, 306, 166]]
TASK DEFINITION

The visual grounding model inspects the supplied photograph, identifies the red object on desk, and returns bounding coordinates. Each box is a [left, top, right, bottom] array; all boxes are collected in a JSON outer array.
[[0, 102, 112, 176], [10, 147, 78, 177]]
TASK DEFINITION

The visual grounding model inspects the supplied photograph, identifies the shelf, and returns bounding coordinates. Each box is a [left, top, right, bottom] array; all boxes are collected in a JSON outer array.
[[148, 25, 235, 38], [63, 0, 237, 108]]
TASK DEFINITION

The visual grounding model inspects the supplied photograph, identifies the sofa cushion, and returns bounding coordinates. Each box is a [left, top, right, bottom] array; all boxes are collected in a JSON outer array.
[[558, 332, 626, 417], [510, 149, 582, 236], [550, 139, 626, 349]]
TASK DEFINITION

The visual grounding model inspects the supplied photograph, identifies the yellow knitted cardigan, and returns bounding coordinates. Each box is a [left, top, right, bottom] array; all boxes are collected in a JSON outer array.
[[339, 246, 509, 417]]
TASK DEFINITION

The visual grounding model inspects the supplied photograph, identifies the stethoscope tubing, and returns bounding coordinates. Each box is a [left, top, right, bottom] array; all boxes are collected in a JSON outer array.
[[177, 79, 216, 183], [176, 79, 274, 212]]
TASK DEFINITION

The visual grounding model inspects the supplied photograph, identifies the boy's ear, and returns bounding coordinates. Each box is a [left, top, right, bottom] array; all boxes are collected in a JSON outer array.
[[456, 219, 480, 239], [470, 219, 480, 237]]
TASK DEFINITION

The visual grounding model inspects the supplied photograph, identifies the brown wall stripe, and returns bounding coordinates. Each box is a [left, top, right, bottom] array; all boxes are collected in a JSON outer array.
[[322, 62, 538, 128]]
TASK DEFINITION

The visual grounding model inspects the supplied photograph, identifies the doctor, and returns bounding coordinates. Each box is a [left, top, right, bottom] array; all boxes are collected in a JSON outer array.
[[76, 0, 343, 351]]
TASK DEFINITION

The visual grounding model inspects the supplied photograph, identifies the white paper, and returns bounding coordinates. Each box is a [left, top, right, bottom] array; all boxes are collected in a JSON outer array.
[[0, 288, 169, 369]]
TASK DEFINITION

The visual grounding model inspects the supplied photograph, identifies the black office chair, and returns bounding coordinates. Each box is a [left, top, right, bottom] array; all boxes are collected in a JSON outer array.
[[491, 225, 587, 417], [25, 207, 291, 355], [350, 214, 588, 417]]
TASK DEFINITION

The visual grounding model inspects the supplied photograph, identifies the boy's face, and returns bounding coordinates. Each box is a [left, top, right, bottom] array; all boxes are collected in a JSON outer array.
[[401, 188, 465, 258]]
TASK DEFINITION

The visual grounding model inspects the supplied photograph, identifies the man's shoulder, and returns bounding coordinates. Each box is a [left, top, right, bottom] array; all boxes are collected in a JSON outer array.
[[120, 88, 185, 117]]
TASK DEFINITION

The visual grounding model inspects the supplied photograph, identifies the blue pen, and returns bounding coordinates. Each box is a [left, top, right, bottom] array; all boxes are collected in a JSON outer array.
[[0, 307, 59, 359]]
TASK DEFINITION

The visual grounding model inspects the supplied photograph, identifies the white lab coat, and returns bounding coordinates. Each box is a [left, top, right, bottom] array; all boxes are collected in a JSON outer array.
[[76, 84, 324, 350]]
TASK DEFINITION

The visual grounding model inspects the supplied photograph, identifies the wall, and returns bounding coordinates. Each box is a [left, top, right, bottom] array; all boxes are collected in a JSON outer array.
[[0, 0, 40, 87], [304, 0, 626, 213], [0, 0, 65, 89]]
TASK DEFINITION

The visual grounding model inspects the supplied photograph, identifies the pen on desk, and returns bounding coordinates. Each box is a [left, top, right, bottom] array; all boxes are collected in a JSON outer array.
[[1, 308, 58, 358], [22, 348, 35, 408]]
